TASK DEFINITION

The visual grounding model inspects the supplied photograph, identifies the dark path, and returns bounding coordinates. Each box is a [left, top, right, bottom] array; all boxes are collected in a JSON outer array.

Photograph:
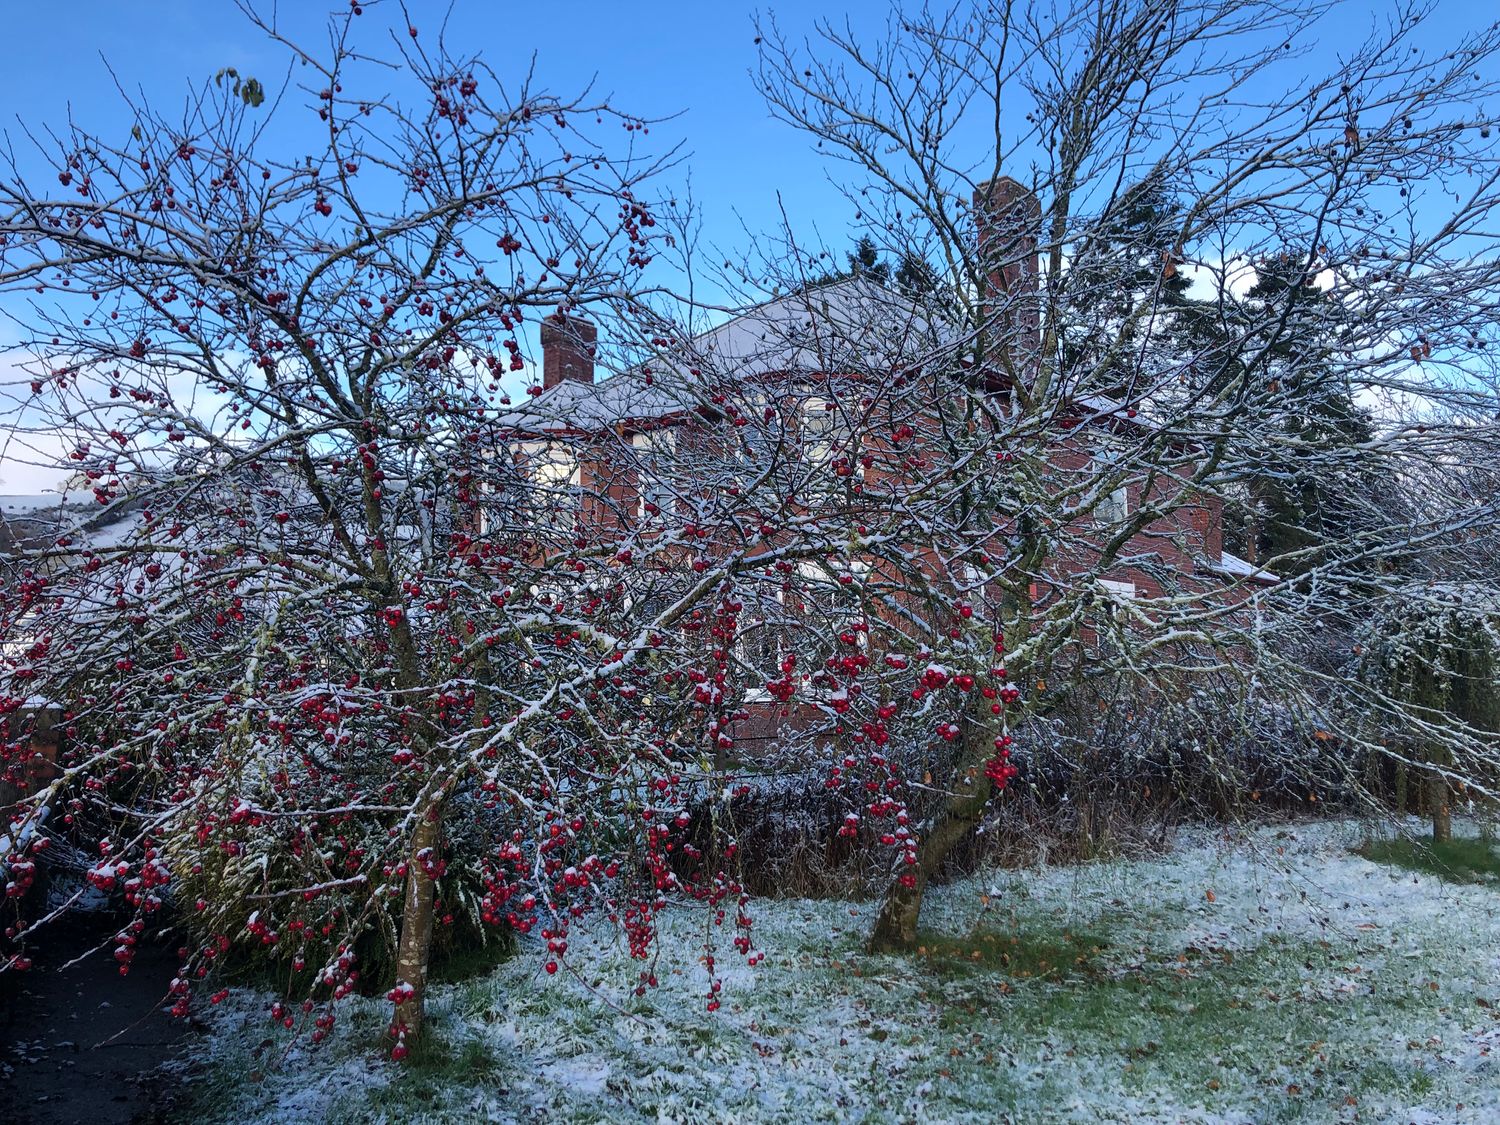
[[1, 907, 193, 1125]]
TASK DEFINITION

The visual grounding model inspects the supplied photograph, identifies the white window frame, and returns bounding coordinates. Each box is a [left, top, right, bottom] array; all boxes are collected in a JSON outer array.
[[801, 393, 866, 490], [735, 558, 870, 704], [1092, 451, 1130, 525], [631, 429, 678, 522], [516, 440, 582, 529], [959, 558, 989, 600]]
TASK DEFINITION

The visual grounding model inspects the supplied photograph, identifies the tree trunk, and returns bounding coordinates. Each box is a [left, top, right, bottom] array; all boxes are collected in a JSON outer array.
[[378, 603, 452, 1051], [1076, 795, 1095, 860], [868, 579, 1031, 954], [868, 863, 926, 953], [868, 764, 993, 953], [390, 807, 443, 1045], [1429, 769, 1452, 844]]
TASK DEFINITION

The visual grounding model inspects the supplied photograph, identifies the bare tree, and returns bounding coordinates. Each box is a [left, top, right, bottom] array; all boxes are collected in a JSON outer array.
[[745, 0, 1500, 949]]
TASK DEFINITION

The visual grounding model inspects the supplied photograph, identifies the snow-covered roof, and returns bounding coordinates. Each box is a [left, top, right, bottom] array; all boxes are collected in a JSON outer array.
[[1073, 393, 1160, 434], [498, 278, 944, 436], [1209, 550, 1278, 586], [686, 277, 939, 379], [495, 369, 692, 435], [0, 494, 71, 515]]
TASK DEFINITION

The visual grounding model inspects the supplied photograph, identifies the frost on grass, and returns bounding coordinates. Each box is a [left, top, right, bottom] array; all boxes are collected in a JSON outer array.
[[187, 820, 1500, 1123]]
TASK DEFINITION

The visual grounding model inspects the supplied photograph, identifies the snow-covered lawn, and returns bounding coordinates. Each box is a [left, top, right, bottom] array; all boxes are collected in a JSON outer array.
[[184, 819, 1500, 1123]]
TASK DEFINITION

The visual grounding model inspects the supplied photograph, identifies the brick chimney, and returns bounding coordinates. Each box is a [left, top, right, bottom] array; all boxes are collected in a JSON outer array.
[[973, 176, 1041, 375], [541, 313, 597, 389]]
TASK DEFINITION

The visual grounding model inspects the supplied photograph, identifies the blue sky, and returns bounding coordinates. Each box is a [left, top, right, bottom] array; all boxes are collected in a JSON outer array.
[[0, 0, 1493, 493], [0, 0, 870, 276], [0, 0, 876, 491], [1, 0, 1487, 289]]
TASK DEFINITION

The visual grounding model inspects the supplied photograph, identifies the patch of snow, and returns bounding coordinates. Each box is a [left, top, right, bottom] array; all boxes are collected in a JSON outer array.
[[188, 818, 1500, 1123]]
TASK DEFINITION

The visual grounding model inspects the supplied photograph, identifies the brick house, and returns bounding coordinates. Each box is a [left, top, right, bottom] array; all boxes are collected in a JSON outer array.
[[496, 180, 1274, 747]]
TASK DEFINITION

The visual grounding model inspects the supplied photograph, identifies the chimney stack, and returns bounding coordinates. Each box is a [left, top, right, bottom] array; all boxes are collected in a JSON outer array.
[[973, 176, 1041, 375], [541, 313, 597, 389]]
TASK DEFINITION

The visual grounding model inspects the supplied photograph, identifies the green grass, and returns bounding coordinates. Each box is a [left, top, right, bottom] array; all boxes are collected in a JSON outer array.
[[179, 822, 1500, 1124], [1357, 834, 1500, 884], [913, 924, 1114, 981], [887, 925, 1465, 1118], [427, 930, 516, 984], [323, 1023, 511, 1123], [231, 920, 1462, 1124], [998, 937, 1338, 1100]]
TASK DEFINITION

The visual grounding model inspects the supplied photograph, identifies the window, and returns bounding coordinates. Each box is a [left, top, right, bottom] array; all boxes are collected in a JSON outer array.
[[1090, 578, 1137, 654], [958, 558, 989, 600], [480, 452, 534, 536], [800, 558, 868, 683], [801, 392, 864, 493], [1097, 484, 1129, 524], [802, 395, 838, 464], [632, 429, 677, 522], [517, 440, 582, 529], [735, 617, 789, 699], [733, 559, 869, 702], [732, 582, 793, 703], [1091, 451, 1129, 525]]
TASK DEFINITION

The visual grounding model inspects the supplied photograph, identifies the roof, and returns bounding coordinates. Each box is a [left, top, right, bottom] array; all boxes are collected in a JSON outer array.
[[494, 368, 691, 435], [1209, 550, 1279, 586], [497, 278, 943, 436], [686, 276, 939, 378]]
